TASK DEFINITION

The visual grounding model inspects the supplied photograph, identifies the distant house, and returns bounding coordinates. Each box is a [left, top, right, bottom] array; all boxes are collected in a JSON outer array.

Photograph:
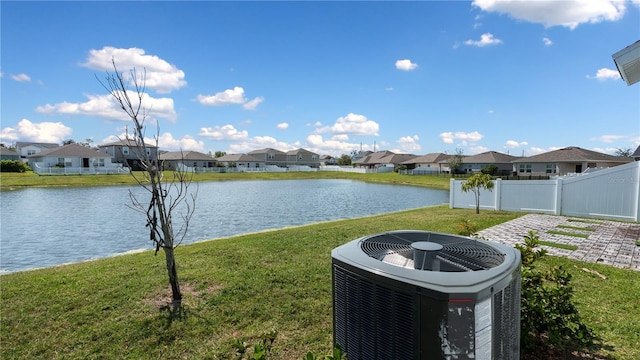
[[248, 148, 287, 167], [159, 151, 216, 171], [98, 139, 159, 171], [320, 155, 337, 166], [401, 153, 451, 174], [352, 150, 396, 169], [285, 148, 320, 168], [460, 151, 521, 175], [215, 154, 265, 169], [512, 146, 632, 176], [27, 143, 113, 169], [0, 147, 20, 161], [632, 145, 640, 161], [15, 142, 59, 160]]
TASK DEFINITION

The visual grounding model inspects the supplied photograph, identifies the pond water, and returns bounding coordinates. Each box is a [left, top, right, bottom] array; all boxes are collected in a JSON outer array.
[[0, 179, 448, 273]]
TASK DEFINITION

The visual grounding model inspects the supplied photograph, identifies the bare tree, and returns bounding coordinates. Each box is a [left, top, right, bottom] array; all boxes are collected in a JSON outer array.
[[614, 147, 632, 157], [446, 148, 464, 176], [97, 60, 197, 307]]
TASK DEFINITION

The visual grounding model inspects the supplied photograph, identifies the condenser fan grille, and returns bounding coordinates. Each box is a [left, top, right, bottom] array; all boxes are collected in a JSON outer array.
[[360, 232, 505, 272]]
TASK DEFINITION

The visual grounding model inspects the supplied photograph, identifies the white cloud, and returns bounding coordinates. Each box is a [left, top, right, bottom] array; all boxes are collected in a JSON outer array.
[[10, 73, 31, 82], [197, 86, 264, 110], [199, 124, 249, 141], [243, 96, 265, 110], [591, 134, 626, 143], [316, 113, 380, 136], [469, 146, 490, 154], [156, 133, 206, 152], [472, 0, 627, 30], [395, 59, 418, 71], [586, 68, 621, 80], [464, 33, 503, 47], [277, 122, 289, 130], [228, 136, 299, 154], [385, 87, 395, 91], [35, 92, 177, 122], [82, 46, 186, 93], [542, 37, 553, 46], [439, 131, 484, 144], [305, 134, 368, 156], [505, 140, 529, 148], [0, 118, 72, 144], [393, 135, 421, 153]]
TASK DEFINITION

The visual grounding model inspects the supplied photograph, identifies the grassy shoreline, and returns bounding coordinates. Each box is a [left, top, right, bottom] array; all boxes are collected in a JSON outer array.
[[0, 171, 452, 191], [1, 172, 638, 359]]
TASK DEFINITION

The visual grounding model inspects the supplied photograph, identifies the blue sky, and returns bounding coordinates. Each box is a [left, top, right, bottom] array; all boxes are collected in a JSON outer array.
[[1, 1, 639, 157]]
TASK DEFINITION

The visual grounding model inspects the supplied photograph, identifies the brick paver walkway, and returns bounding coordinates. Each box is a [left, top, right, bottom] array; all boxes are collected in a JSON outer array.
[[478, 214, 640, 271]]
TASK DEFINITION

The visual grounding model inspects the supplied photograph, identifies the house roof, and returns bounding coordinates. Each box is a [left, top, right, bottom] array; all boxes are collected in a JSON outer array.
[[285, 148, 319, 156], [215, 154, 263, 162], [99, 139, 158, 148], [248, 148, 286, 155], [15, 142, 59, 150], [159, 151, 214, 161], [514, 146, 630, 163], [402, 152, 450, 164], [378, 153, 417, 164], [27, 143, 110, 158], [463, 151, 520, 164], [0, 148, 20, 156], [353, 150, 396, 164]]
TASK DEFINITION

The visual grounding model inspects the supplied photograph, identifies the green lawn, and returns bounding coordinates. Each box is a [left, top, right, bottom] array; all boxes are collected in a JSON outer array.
[[1, 205, 638, 359], [0, 170, 452, 191]]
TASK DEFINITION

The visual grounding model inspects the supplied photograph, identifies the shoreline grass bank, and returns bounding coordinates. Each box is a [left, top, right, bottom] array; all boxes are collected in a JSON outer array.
[[2, 206, 639, 359]]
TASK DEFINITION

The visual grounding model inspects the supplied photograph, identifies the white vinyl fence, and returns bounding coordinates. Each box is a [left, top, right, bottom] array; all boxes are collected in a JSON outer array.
[[450, 161, 640, 222]]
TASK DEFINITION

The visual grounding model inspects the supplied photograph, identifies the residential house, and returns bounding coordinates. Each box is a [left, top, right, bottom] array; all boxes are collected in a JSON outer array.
[[353, 150, 416, 171], [215, 154, 265, 169], [512, 146, 632, 176], [159, 151, 216, 171], [352, 150, 396, 169], [460, 151, 520, 175], [401, 153, 451, 174], [351, 150, 373, 163], [27, 143, 113, 169], [15, 142, 59, 160], [248, 148, 287, 167], [319, 155, 337, 166], [285, 148, 320, 168], [0, 147, 20, 161], [98, 139, 159, 171], [632, 145, 640, 161]]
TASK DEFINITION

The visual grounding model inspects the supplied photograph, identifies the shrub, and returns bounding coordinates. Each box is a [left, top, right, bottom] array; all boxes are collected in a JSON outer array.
[[0, 160, 30, 173], [516, 231, 596, 353], [480, 164, 499, 175]]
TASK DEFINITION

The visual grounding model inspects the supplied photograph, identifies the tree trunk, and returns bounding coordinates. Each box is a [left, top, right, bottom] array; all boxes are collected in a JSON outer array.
[[164, 247, 182, 303]]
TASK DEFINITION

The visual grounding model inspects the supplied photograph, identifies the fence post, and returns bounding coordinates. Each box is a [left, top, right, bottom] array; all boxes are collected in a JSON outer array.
[[554, 177, 563, 215], [494, 178, 502, 211], [449, 178, 455, 209]]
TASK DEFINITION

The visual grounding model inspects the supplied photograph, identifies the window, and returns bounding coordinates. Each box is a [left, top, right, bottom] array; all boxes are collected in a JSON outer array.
[[122, 146, 129, 155], [312, 155, 318, 160], [93, 158, 105, 167], [298, 155, 303, 160], [268, 153, 275, 160], [146, 148, 151, 156], [27, 149, 36, 156], [546, 164, 556, 174], [519, 164, 532, 173]]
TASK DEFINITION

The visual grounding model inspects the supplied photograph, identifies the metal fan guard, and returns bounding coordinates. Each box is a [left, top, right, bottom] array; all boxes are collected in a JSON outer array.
[[360, 232, 506, 272]]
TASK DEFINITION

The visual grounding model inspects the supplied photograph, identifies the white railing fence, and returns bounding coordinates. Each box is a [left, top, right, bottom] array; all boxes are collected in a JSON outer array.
[[32, 163, 130, 175], [450, 161, 640, 222]]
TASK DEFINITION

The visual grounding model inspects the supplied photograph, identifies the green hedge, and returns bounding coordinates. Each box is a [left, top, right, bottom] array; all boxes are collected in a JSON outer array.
[[0, 160, 31, 173]]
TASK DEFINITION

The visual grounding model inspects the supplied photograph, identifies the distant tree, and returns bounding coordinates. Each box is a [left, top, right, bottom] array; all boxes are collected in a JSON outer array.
[[481, 164, 499, 176], [62, 139, 76, 145], [461, 173, 494, 214], [446, 148, 464, 176], [97, 60, 197, 310], [214, 151, 226, 158], [614, 147, 632, 157], [80, 138, 94, 147], [336, 154, 352, 166]]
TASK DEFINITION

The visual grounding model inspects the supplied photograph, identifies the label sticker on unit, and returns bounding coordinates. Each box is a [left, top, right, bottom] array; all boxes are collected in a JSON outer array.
[[475, 298, 492, 360]]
